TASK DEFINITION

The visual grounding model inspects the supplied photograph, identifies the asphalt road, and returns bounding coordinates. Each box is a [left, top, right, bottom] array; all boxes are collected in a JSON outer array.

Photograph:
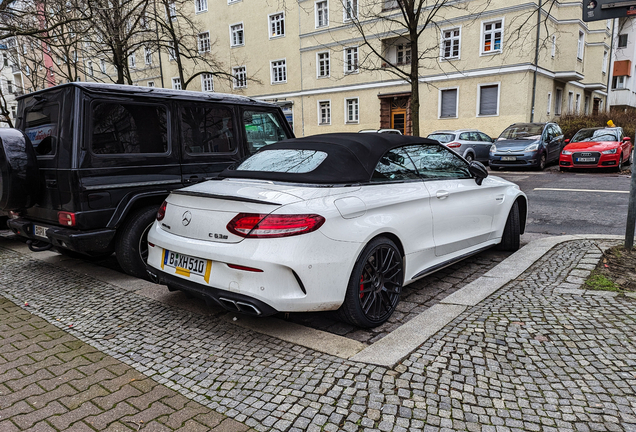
[[493, 165, 631, 236]]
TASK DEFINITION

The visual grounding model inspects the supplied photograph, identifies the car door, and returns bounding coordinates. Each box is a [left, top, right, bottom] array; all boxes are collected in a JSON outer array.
[[548, 124, 563, 161], [405, 144, 500, 257], [477, 132, 494, 161]]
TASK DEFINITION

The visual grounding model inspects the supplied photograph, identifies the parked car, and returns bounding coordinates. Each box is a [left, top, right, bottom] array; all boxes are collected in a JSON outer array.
[[489, 122, 564, 170], [559, 127, 633, 172], [358, 129, 403, 134], [427, 129, 494, 163], [0, 83, 294, 278], [145, 133, 527, 327]]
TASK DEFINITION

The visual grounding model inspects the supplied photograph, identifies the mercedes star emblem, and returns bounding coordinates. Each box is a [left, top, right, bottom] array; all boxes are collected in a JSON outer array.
[[182, 211, 192, 226]]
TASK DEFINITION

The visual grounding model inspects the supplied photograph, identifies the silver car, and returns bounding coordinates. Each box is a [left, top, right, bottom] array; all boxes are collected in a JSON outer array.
[[427, 129, 494, 163]]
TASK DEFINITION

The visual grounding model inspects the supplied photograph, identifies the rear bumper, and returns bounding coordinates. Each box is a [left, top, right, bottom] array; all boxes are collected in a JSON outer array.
[[7, 218, 116, 253]]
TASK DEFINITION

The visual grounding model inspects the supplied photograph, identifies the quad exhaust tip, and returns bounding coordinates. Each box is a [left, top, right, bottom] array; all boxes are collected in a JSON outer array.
[[218, 297, 262, 316]]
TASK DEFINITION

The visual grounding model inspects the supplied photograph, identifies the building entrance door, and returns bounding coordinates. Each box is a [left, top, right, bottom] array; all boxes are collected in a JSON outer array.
[[390, 98, 408, 134]]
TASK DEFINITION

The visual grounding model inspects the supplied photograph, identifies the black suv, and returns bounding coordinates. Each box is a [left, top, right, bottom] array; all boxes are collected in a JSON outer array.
[[0, 83, 294, 278]]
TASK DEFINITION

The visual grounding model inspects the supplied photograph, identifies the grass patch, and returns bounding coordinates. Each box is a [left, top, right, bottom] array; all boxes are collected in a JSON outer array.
[[585, 273, 620, 292]]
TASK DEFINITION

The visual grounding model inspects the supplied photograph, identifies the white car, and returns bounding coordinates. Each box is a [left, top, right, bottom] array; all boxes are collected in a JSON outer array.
[[146, 133, 527, 327]]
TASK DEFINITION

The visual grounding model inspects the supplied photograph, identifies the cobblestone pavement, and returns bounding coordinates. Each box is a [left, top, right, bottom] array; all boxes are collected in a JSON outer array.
[[1, 239, 635, 431]]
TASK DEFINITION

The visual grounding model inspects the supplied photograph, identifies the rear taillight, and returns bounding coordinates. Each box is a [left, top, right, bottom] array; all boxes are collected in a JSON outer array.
[[446, 142, 461, 148], [58, 211, 76, 227], [226, 213, 325, 238], [157, 201, 167, 221]]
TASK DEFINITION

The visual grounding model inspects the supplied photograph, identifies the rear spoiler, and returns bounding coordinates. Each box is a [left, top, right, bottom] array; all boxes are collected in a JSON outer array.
[[171, 190, 281, 206]]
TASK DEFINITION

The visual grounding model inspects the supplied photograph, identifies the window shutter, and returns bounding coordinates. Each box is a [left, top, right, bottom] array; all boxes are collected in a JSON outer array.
[[440, 89, 457, 118], [479, 85, 498, 116]]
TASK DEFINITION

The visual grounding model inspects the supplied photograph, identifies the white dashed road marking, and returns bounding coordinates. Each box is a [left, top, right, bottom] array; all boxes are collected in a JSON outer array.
[[534, 188, 629, 194]]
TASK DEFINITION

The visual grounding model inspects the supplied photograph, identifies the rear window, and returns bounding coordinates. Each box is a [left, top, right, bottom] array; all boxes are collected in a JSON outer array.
[[25, 102, 60, 156], [90, 102, 168, 155], [237, 149, 327, 173], [243, 110, 291, 154], [427, 133, 455, 143]]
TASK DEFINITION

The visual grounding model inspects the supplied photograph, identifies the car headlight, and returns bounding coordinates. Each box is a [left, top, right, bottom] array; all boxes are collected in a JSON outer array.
[[524, 143, 539, 152], [490, 145, 497, 153], [561, 149, 572, 155], [602, 148, 617, 154]]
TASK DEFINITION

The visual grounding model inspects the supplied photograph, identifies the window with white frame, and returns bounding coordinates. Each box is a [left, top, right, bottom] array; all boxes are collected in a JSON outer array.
[[344, 46, 358, 73], [72, 50, 78, 63], [396, 43, 411, 64], [602, 50, 608, 73], [198, 31, 210, 52], [482, 20, 503, 54], [555, 88, 562, 115], [568, 91, 573, 112], [345, 98, 359, 123], [317, 51, 330, 77], [7, 80, 12, 93], [319, 101, 331, 125], [271, 59, 287, 83], [129, 52, 136, 68], [577, 31, 584, 60], [25, 64, 30, 76], [233, 66, 247, 88], [148, 81, 155, 87], [478, 84, 499, 116], [230, 23, 244, 46], [551, 35, 556, 57], [316, 1, 328, 28], [195, 0, 207, 13], [613, 75, 628, 89], [440, 88, 458, 118], [168, 42, 176, 60], [167, 1, 177, 20], [575, 93, 581, 113], [172, 77, 182, 90], [269, 13, 285, 38], [584, 95, 590, 114], [144, 47, 152, 65], [441, 28, 460, 59], [344, 0, 357, 21], [100, 59, 106, 73], [87, 61, 94, 76], [547, 92, 551, 115], [618, 34, 628, 48], [201, 73, 214, 92]]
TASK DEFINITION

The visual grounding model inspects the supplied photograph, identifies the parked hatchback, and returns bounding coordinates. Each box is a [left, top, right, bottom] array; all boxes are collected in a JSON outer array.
[[560, 127, 633, 172], [0, 83, 293, 279], [489, 122, 564, 170], [426, 129, 494, 163]]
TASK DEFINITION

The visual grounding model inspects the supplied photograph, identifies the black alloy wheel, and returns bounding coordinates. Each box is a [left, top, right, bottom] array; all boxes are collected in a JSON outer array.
[[339, 238, 403, 328], [616, 154, 624, 172], [537, 153, 546, 171]]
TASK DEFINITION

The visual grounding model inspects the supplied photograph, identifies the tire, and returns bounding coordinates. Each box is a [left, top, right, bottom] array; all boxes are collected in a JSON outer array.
[[0, 129, 39, 210], [338, 237, 403, 328], [115, 205, 160, 279], [537, 153, 546, 171], [496, 201, 521, 252], [616, 155, 623, 173], [464, 153, 474, 163], [629, 150, 634, 165]]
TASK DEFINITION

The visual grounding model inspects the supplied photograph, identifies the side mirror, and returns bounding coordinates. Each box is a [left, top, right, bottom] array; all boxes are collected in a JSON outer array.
[[564, 139, 570, 144], [624, 137, 631, 142], [468, 161, 488, 186]]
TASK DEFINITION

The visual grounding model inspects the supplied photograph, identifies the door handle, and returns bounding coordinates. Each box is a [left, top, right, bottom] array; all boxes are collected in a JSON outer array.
[[184, 176, 203, 184], [436, 191, 449, 199]]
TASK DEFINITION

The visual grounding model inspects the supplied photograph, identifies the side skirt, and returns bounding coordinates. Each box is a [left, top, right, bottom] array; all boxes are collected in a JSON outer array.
[[408, 243, 496, 283]]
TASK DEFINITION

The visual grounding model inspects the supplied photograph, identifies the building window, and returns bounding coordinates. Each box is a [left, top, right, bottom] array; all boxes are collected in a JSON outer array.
[[271, 59, 287, 83], [344, 46, 358, 73], [129, 52, 136, 68], [195, 0, 207, 13], [482, 20, 503, 54], [198, 31, 211, 52], [575, 93, 581, 113], [7, 80, 13, 93], [317, 51, 330, 77], [87, 61, 94, 76], [555, 88, 562, 115], [25, 65, 30, 76], [478, 84, 499, 116], [269, 12, 285, 38], [584, 96, 590, 114], [547, 92, 551, 115], [145, 47, 152, 65], [72, 50, 78, 63], [441, 28, 460, 59], [440, 88, 458, 118], [396, 43, 411, 65], [568, 91, 573, 112], [100, 59, 106, 73], [172, 77, 182, 90], [230, 23, 244, 46], [233, 66, 247, 88], [602, 50, 608, 73], [319, 101, 331, 125], [201, 73, 214, 92], [316, 1, 328, 28], [167, 1, 177, 20], [618, 34, 628, 48], [345, 98, 359, 123], [344, 0, 357, 21], [168, 42, 176, 61], [613, 75, 628, 89], [148, 81, 155, 87], [551, 35, 556, 57], [577, 31, 584, 60]]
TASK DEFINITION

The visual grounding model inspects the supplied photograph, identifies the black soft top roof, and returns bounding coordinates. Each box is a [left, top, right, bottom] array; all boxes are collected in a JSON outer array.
[[220, 133, 440, 184]]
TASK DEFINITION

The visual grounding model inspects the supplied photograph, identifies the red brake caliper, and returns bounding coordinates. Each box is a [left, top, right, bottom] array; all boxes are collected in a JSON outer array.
[[359, 275, 364, 299]]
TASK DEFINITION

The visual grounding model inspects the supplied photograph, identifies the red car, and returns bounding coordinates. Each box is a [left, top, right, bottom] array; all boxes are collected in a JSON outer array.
[[559, 127, 633, 172]]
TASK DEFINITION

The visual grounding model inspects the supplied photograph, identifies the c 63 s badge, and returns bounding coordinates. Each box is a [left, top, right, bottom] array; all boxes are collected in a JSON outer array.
[[209, 233, 229, 239]]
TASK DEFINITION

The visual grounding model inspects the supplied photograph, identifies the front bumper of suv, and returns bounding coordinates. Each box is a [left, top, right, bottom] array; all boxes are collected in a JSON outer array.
[[7, 218, 116, 253]]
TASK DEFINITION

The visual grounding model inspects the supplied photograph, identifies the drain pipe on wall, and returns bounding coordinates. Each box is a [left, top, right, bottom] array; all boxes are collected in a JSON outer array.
[[530, 0, 542, 123], [606, 19, 615, 112], [298, 5, 306, 137]]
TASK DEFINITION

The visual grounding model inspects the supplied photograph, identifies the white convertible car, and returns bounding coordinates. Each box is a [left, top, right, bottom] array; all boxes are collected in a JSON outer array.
[[146, 133, 527, 327]]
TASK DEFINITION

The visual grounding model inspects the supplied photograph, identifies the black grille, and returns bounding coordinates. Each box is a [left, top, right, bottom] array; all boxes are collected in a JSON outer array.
[[572, 151, 600, 164]]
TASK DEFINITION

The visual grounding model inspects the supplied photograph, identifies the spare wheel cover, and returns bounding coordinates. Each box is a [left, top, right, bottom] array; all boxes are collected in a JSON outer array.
[[0, 128, 40, 210]]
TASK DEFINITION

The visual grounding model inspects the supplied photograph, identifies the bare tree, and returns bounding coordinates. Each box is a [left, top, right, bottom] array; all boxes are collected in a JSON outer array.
[[344, 0, 491, 136]]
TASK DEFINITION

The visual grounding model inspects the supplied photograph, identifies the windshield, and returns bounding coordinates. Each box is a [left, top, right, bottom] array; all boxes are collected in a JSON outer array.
[[427, 133, 455, 143], [498, 124, 544, 140], [571, 128, 619, 143]]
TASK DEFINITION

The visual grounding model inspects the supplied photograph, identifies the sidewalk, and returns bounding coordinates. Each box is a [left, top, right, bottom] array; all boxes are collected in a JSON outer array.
[[1, 235, 636, 432]]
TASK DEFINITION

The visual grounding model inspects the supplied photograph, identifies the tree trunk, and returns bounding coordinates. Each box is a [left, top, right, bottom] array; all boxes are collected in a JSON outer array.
[[409, 36, 420, 137]]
